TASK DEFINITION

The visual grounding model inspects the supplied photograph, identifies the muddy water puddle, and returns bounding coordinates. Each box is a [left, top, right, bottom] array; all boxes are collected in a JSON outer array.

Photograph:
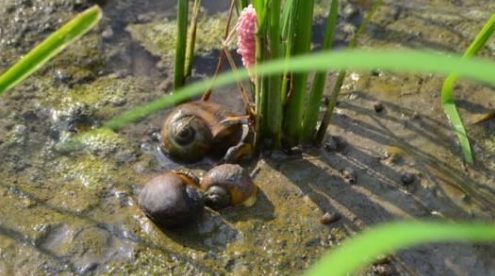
[[1, 0, 495, 275]]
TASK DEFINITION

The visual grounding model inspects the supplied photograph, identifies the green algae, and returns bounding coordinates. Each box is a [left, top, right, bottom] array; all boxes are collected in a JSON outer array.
[[127, 13, 232, 64]]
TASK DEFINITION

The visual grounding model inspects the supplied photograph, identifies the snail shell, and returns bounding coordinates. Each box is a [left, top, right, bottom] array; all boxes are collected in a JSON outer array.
[[138, 172, 203, 228], [200, 164, 256, 210], [160, 101, 243, 163]]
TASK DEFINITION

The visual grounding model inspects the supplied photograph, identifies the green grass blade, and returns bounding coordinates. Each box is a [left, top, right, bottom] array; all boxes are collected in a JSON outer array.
[[441, 11, 495, 164], [0, 5, 102, 96], [283, 0, 315, 145], [266, 0, 283, 148], [301, 0, 339, 144], [103, 49, 495, 130], [303, 221, 495, 276], [280, 0, 295, 41], [174, 0, 189, 90]]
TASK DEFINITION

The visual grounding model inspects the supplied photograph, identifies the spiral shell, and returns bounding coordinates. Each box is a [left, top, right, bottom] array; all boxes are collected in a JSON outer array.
[[161, 102, 243, 163], [200, 164, 256, 209]]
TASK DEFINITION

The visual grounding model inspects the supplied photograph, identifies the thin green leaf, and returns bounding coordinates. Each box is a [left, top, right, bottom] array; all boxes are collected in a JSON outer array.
[[303, 221, 495, 276], [103, 49, 495, 130], [0, 5, 102, 96], [441, 11, 495, 164], [280, 0, 295, 40]]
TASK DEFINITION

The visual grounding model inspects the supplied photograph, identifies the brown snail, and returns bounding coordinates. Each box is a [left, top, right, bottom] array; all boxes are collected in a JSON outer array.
[[138, 172, 204, 228], [200, 164, 257, 210], [161, 101, 245, 163]]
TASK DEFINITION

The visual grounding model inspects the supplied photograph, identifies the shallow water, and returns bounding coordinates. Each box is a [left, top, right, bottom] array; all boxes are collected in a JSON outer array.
[[1, 0, 495, 275]]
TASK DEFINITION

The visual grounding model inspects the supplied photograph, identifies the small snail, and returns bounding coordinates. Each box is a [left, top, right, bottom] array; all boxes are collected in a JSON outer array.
[[138, 172, 204, 228], [200, 164, 257, 210], [161, 101, 244, 163]]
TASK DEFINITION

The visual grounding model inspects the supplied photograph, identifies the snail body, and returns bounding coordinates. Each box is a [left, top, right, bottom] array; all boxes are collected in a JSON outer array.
[[138, 172, 203, 228], [161, 102, 244, 163], [200, 164, 257, 210]]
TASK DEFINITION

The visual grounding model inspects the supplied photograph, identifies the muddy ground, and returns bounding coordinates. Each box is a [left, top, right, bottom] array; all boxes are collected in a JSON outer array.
[[0, 0, 495, 275]]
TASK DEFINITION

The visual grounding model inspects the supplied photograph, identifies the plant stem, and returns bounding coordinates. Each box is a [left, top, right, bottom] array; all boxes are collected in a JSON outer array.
[[301, 0, 339, 144], [174, 0, 188, 90], [185, 0, 201, 78], [283, 0, 314, 146], [266, 0, 282, 148]]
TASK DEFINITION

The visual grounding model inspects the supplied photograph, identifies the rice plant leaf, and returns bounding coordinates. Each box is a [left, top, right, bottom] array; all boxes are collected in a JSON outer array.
[[0, 5, 102, 96], [303, 221, 495, 276], [441, 13, 495, 164], [103, 49, 495, 130], [441, 11, 495, 164]]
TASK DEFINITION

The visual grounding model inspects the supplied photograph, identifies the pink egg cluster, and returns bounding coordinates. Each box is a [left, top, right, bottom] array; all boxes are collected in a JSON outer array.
[[236, 4, 257, 71]]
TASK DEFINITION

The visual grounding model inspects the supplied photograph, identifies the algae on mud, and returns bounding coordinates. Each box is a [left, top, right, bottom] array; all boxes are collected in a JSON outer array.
[[2, 0, 495, 275]]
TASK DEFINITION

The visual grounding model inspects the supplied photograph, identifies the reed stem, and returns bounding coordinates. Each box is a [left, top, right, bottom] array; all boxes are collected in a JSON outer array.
[[283, 0, 314, 146], [301, 0, 339, 144], [174, 0, 188, 90]]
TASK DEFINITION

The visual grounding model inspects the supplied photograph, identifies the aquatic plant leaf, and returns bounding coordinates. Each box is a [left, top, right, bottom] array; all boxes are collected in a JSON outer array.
[[0, 6, 102, 96], [103, 49, 495, 130], [441, 11, 495, 164], [303, 221, 495, 276]]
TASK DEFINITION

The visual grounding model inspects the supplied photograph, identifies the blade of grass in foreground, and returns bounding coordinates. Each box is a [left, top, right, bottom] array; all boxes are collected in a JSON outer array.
[[303, 221, 495, 276], [103, 49, 495, 130], [0, 5, 102, 96], [441, 11, 495, 164]]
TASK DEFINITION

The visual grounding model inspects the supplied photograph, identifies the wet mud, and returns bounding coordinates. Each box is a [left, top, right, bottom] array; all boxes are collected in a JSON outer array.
[[1, 0, 495, 275]]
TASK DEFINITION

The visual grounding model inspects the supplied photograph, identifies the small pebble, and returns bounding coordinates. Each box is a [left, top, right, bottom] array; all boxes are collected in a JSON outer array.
[[373, 101, 384, 113], [372, 264, 395, 276], [400, 173, 415, 185], [320, 212, 342, 225], [324, 135, 346, 152], [342, 167, 357, 184]]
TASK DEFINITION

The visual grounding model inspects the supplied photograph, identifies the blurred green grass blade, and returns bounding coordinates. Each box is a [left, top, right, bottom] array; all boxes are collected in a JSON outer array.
[[103, 49, 495, 130], [303, 221, 495, 276], [0, 5, 102, 96], [441, 11, 495, 164]]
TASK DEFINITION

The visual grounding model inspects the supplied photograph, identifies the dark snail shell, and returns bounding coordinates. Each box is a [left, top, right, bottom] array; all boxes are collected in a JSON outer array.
[[161, 102, 243, 163], [138, 172, 204, 228], [200, 164, 256, 210]]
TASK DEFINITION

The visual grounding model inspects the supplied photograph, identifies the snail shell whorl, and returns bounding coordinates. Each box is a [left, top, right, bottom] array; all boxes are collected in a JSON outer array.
[[161, 104, 213, 163], [160, 102, 242, 163], [200, 164, 256, 209]]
